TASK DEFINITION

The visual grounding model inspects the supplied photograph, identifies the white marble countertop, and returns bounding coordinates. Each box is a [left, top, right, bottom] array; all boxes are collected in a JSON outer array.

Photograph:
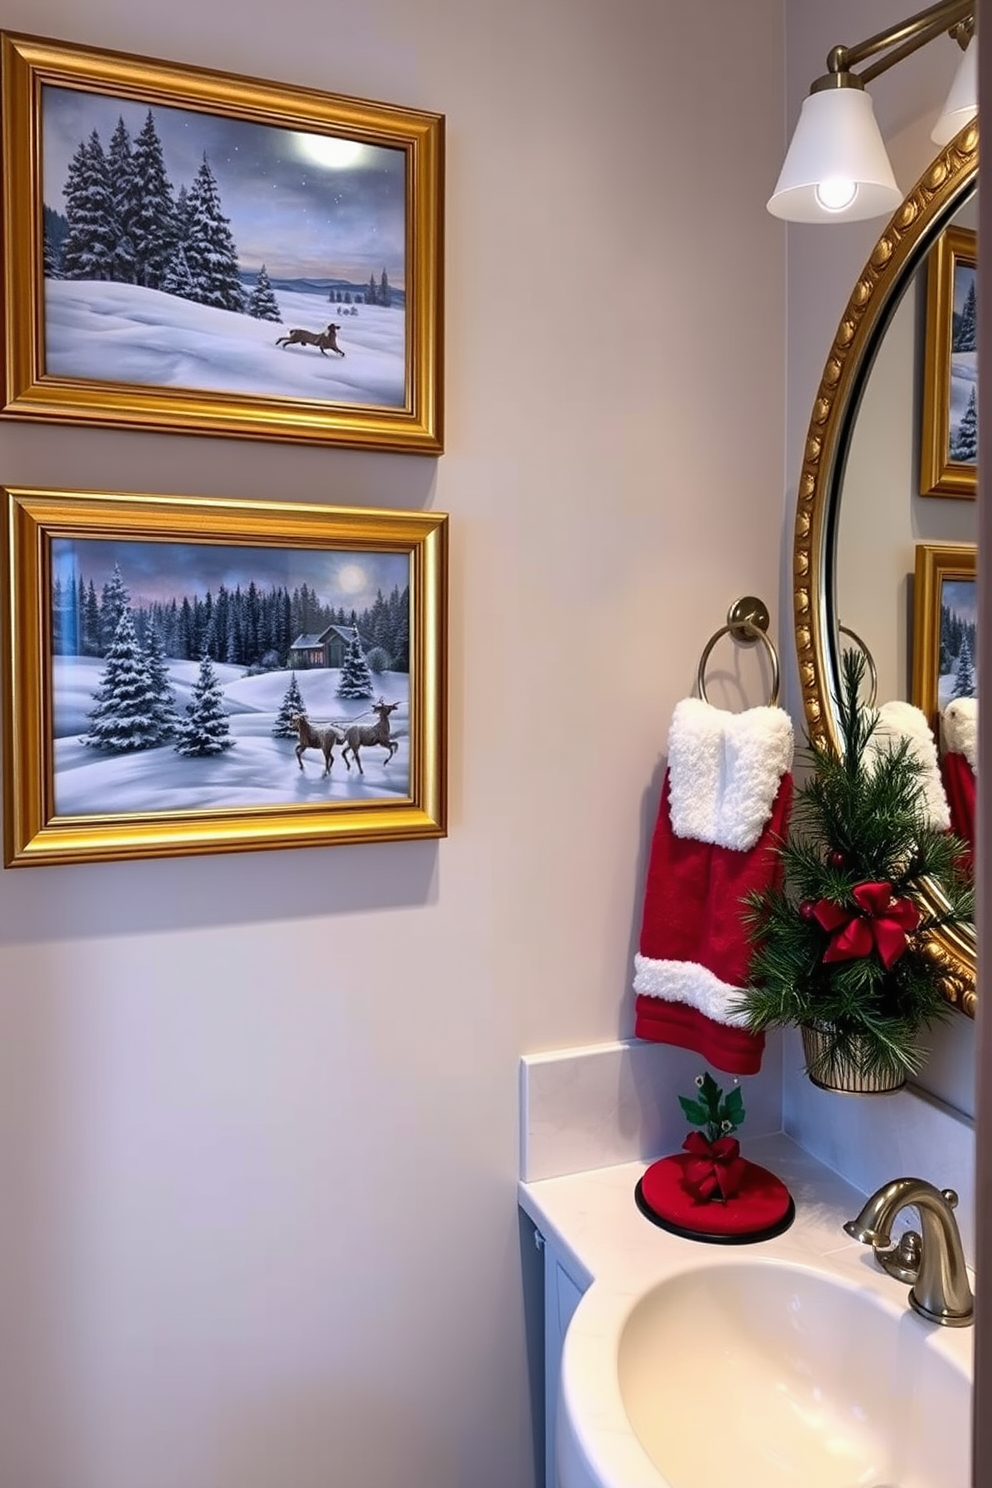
[[518, 1133, 874, 1288], [518, 1131, 975, 1312], [519, 1132, 974, 1488]]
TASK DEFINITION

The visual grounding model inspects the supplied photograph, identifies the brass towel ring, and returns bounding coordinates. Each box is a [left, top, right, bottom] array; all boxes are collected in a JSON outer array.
[[838, 625, 878, 707], [696, 596, 781, 708]]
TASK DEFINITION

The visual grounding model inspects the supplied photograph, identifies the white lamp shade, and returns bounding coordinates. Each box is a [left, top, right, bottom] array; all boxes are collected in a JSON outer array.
[[767, 88, 903, 223], [931, 40, 977, 145]]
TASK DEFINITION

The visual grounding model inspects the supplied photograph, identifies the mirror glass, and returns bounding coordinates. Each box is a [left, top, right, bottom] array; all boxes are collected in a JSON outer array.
[[793, 126, 978, 1016], [837, 187, 977, 704]]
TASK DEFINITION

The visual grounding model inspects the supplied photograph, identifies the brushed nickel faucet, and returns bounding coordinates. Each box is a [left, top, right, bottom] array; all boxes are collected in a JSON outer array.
[[844, 1177, 974, 1326]]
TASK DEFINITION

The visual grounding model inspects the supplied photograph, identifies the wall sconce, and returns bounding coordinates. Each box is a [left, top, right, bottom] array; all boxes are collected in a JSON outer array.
[[768, 0, 976, 223]]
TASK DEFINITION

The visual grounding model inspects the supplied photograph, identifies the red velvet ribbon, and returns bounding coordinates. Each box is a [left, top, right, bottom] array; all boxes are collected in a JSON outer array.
[[812, 881, 920, 970], [681, 1132, 746, 1202]]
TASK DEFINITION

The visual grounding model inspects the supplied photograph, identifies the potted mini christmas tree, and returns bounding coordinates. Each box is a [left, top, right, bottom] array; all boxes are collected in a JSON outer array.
[[735, 650, 973, 1093]]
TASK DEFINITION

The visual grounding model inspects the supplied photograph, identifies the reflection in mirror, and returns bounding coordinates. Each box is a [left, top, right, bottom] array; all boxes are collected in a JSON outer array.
[[837, 188, 977, 710], [793, 123, 978, 1020]]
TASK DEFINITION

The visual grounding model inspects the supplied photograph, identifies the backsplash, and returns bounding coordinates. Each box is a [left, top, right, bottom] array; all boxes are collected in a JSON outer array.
[[519, 1035, 783, 1182], [519, 1030, 975, 1268], [781, 1027, 976, 1266]]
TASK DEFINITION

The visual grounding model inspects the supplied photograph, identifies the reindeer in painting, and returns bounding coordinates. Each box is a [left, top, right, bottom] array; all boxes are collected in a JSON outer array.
[[290, 712, 345, 777], [342, 700, 400, 775]]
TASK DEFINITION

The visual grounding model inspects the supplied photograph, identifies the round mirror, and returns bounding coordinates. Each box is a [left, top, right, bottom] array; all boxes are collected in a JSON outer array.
[[793, 122, 979, 1016]]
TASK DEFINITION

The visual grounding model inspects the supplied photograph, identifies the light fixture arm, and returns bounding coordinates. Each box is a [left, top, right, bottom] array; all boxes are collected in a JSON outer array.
[[813, 0, 974, 93]]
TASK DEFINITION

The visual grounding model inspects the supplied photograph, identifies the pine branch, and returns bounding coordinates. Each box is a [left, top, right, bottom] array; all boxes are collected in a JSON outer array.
[[735, 646, 970, 1080]]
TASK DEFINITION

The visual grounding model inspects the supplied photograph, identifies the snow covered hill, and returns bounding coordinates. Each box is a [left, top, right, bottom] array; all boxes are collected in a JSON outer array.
[[44, 279, 406, 406], [53, 658, 410, 816]]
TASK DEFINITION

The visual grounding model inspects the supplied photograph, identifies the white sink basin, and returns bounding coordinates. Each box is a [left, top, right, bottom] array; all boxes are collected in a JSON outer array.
[[558, 1255, 972, 1488]]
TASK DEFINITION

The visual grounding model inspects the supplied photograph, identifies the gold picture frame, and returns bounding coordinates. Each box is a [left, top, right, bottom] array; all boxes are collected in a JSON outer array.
[[3, 487, 447, 866], [0, 32, 444, 453], [911, 542, 976, 729], [919, 225, 977, 498]]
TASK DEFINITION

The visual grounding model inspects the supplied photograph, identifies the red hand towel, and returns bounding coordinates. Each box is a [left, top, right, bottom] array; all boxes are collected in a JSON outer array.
[[634, 698, 794, 1076]]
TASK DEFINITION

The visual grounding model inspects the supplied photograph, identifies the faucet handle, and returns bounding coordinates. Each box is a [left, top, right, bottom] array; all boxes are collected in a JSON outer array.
[[874, 1229, 921, 1285]]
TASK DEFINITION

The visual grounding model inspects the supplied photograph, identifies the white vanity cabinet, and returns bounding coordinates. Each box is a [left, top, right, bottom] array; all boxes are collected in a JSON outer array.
[[532, 1225, 589, 1488]]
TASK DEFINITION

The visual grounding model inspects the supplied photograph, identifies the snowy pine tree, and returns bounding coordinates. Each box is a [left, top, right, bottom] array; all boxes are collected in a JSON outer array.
[[107, 116, 139, 283], [175, 183, 193, 231], [952, 635, 976, 699], [388, 585, 410, 671], [43, 231, 63, 279], [183, 155, 246, 313], [43, 206, 68, 276], [51, 577, 66, 655], [336, 630, 375, 699], [368, 589, 391, 653], [98, 564, 132, 654], [130, 110, 176, 289], [82, 579, 101, 656], [161, 242, 196, 300], [953, 279, 977, 353], [143, 622, 180, 743], [247, 263, 282, 321], [61, 131, 115, 281], [272, 672, 307, 736], [83, 609, 162, 752], [174, 653, 234, 755], [950, 385, 978, 462], [379, 268, 391, 307]]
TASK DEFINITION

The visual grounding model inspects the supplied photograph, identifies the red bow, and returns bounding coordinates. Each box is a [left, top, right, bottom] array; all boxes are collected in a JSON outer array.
[[812, 881, 920, 970], [681, 1132, 746, 1202]]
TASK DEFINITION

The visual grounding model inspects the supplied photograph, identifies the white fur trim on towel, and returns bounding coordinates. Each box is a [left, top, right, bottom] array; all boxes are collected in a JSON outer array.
[[634, 953, 751, 1028], [942, 697, 978, 775], [870, 700, 950, 831], [667, 697, 793, 851]]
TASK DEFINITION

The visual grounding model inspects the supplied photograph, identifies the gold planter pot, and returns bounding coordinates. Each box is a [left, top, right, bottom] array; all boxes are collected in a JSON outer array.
[[800, 1023, 907, 1095]]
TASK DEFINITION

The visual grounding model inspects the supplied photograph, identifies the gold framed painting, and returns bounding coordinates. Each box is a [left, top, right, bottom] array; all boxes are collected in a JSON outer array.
[[3, 487, 448, 866], [919, 225, 977, 498], [0, 32, 444, 453], [911, 542, 976, 728]]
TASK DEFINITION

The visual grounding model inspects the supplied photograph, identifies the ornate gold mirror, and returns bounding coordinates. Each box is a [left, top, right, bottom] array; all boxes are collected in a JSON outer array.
[[794, 122, 979, 1016]]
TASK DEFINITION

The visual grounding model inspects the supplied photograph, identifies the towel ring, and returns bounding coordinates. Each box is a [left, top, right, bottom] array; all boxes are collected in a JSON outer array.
[[838, 625, 878, 707], [697, 596, 780, 708]]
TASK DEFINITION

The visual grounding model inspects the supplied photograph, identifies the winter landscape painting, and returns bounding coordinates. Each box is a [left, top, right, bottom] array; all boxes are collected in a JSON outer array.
[[3, 488, 448, 866], [920, 224, 977, 497], [911, 543, 976, 725], [946, 254, 978, 470], [0, 34, 444, 452], [935, 575, 977, 711]]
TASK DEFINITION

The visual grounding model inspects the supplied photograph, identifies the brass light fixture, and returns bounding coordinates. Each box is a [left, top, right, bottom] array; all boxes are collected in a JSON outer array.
[[768, 1, 976, 223]]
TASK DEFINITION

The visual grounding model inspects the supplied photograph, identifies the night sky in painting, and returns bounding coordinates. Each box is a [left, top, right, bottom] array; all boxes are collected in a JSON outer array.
[[51, 538, 410, 614], [943, 578, 977, 627], [42, 84, 406, 283]]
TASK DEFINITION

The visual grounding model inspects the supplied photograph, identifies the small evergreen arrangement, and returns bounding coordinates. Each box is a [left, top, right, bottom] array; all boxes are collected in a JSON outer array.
[[678, 1071, 746, 1143], [736, 650, 973, 1088], [677, 1072, 747, 1202]]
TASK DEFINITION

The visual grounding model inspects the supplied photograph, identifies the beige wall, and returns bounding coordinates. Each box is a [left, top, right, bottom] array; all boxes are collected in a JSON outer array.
[[0, 3, 786, 1485]]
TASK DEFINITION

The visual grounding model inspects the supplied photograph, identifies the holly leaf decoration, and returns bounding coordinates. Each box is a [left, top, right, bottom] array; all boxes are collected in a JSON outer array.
[[679, 1071, 746, 1143], [678, 1096, 711, 1126], [699, 1071, 722, 1108]]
